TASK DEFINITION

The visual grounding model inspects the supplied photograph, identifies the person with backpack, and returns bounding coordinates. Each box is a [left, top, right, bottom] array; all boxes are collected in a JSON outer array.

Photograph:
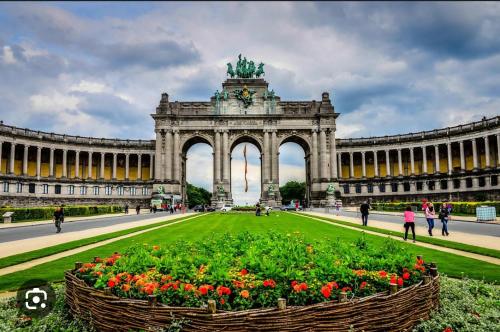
[[53, 207, 63, 233], [360, 201, 370, 226], [424, 202, 436, 236], [438, 203, 450, 236]]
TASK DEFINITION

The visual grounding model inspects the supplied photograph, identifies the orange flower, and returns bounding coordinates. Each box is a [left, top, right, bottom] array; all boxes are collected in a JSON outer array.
[[233, 280, 245, 288], [121, 284, 131, 292], [353, 269, 365, 277], [240, 268, 248, 276], [217, 286, 231, 296], [327, 281, 339, 290], [240, 290, 250, 298], [360, 281, 367, 289], [183, 283, 195, 292], [321, 286, 331, 298], [153, 245, 160, 251]]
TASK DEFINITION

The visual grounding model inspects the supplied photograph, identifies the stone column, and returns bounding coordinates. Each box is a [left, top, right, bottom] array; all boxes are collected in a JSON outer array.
[[263, 131, 271, 182], [150, 154, 154, 179], [271, 130, 278, 182], [497, 134, 500, 168], [0, 142, 2, 174], [447, 143, 452, 175], [165, 130, 173, 180], [459, 141, 465, 172], [62, 149, 67, 178], [137, 154, 142, 180], [385, 149, 391, 177], [410, 147, 415, 175], [125, 153, 130, 180], [100, 152, 105, 179], [49, 147, 55, 177], [361, 151, 366, 178], [330, 130, 337, 179], [422, 146, 428, 174], [349, 152, 354, 178], [155, 130, 163, 180], [222, 130, 229, 181], [75, 150, 80, 178], [311, 130, 318, 180], [319, 129, 328, 179], [472, 138, 478, 170], [214, 130, 221, 183], [337, 152, 342, 179], [397, 148, 403, 176], [484, 136, 490, 168], [434, 145, 440, 174], [36, 146, 41, 179], [23, 145, 29, 175], [174, 131, 180, 182], [374, 151, 379, 177], [88, 151, 93, 179], [112, 153, 117, 179], [9, 143, 16, 174]]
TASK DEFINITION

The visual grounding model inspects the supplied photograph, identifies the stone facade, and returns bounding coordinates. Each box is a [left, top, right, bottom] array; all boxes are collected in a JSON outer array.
[[0, 74, 499, 208]]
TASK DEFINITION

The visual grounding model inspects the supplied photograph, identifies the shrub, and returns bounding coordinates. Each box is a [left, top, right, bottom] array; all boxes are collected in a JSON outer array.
[[0, 205, 123, 222], [75, 232, 429, 311], [413, 276, 500, 331]]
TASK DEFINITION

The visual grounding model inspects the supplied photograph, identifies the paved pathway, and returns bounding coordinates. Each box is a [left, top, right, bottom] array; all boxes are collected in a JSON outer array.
[[0, 214, 202, 277], [301, 212, 500, 265], [0, 210, 181, 243], [0, 212, 195, 259]]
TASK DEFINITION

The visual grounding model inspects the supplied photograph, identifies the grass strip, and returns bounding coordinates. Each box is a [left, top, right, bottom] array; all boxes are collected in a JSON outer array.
[[0, 212, 498, 292], [0, 214, 198, 269], [300, 213, 500, 259]]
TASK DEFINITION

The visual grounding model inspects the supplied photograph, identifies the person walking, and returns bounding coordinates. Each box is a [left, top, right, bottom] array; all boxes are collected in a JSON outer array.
[[439, 204, 450, 236], [53, 207, 63, 233], [403, 206, 416, 243], [124, 204, 129, 214], [153, 205, 157, 213], [360, 201, 370, 226], [424, 202, 436, 236], [136, 205, 141, 215]]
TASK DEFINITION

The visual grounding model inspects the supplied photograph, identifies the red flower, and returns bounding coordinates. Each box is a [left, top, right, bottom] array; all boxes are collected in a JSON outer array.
[[153, 245, 160, 251], [321, 286, 331, 298], [300, 283, 308, 291], [390, 275, 397, 285], [379, 271, 388, 278], [220, 298, 225, 305], [403, 272, 410, 280], [341, 286, 352, 293], [199, 285, 214, 295], [397, 277, 404, 287], [240, 268, 248, 276], [443, 327, 453, 332], [217, 286, 231, 296], [121, 284, 131, 292], [360, 281, 367, 289], [291, 281, 298, 287], [327, 281, 339, 290], [263, 279, 276, 288], [183, 283, 194, 292], [107, 279, 116, 288], [240, 290, 250, 298], [233, 280, 245, 288]]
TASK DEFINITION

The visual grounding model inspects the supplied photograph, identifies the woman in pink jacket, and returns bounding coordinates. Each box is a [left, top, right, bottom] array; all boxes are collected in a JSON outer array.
[[424, 202, 436, 236], [403, 206, 416, 242]]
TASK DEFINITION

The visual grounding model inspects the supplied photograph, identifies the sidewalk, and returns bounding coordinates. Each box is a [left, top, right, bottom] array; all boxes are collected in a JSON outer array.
[[0, 212, 195, 259], [301, 212, 500, 265], [303, 211, 500, 251], [342, 207, 499, 223], [0, 209, 153, 229]]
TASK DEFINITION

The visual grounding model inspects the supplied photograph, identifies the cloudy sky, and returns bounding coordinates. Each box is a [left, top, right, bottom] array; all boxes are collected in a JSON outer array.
[[1, 2, 499, 204]]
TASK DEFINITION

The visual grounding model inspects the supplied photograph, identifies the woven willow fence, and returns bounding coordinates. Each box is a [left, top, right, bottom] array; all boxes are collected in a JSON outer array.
[[65, 269, 439, 332]]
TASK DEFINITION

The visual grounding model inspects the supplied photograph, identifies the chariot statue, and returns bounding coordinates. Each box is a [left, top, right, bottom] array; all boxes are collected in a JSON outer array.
[[326, 183, 335, 195]]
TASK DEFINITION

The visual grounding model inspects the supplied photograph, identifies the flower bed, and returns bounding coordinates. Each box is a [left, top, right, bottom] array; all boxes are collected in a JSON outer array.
[[66, 232, 440, 331]]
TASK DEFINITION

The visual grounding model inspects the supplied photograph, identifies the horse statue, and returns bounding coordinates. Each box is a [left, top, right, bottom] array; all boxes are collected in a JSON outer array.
[[256, 62, 265, 77], [248, 61, 256, 78], [226, 63, 235, 78]]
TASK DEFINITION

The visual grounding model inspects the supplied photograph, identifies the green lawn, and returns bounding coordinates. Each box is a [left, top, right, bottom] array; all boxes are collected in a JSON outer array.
[[0, 214, 199, 269], [0, 212, 498, 292]]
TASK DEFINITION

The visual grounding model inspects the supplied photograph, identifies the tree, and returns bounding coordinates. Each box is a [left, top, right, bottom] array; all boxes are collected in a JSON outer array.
[[279, 181, 306, 205], [186, 183, 211, 208]]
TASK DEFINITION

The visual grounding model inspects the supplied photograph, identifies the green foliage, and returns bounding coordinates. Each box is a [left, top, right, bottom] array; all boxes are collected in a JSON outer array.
[[279, 181, 306, 205], [75, 231, 426, 310], [0, 205, 123, 222], [186, 183, 211, 208], [371, 201, 500, 216], [413, 276, 500, 331]]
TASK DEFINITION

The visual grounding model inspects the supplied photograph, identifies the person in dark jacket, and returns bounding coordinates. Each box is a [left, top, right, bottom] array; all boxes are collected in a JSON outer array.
[[439, 204, 450, 236], [53, 207, 63, 233], [360, 201, 370, 226], [136, 205, 141, 215]]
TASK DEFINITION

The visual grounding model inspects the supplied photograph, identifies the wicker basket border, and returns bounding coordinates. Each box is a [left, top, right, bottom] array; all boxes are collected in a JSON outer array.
[[65, 270, 440, 331]]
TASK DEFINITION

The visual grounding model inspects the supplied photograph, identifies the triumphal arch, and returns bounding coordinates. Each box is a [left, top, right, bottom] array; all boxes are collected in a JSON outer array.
[[152, 55, 339, 207]]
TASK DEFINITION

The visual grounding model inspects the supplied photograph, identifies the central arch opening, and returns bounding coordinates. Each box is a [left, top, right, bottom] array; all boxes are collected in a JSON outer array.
[[230, 137, 262, 206], [279, 136, 310, 207]]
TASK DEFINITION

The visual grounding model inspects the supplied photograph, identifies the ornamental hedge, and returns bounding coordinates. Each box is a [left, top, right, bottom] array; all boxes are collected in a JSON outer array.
[[74, 231, 429, 310], [0, 205, 123, 222], [371, 201, 500, 216]]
